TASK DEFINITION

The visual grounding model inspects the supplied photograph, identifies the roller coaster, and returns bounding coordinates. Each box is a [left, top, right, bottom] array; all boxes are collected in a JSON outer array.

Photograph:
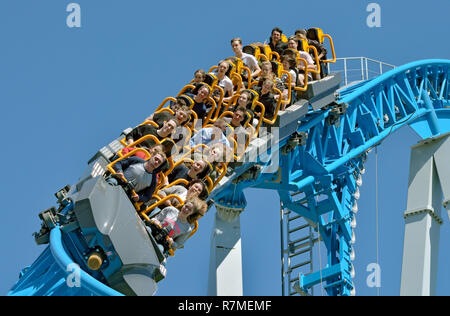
[[8, 27, 450, 296]]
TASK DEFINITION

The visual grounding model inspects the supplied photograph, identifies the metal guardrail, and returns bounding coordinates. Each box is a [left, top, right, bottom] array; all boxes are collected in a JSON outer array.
[[328, 57, 396, 86]]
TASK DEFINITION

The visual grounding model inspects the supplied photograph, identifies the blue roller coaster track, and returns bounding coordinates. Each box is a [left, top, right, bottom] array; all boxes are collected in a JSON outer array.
[[9, 59, 450, 296]]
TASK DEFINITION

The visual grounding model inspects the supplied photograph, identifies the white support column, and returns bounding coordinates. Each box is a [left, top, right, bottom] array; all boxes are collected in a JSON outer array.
[[433, 135, 450, 222], [207, 207, 244, 296], [400, 133, 450, 296]]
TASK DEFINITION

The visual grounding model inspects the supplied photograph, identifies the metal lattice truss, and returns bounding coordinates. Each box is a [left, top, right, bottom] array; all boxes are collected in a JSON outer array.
[[212, 59, 450, 296]]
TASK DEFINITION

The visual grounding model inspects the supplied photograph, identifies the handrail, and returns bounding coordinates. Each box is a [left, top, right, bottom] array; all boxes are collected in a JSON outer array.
[[241, 65, 253, 88], [168, 157, 193, 175], [222, 94, 239, 113], [305, 45, 321, 75], [118, 146, 151, 159], [257, 53, 269, 62], [293, 57, 310, 92], [154, 107, 175, 116], [158, 178, 189, 191], [179, 143, 209, 161], [205, 176, 214, 192], [177, 84, 196, 96], [271, 51, 281, 62], [280, 70, 292, 106], [156, 97, 177, 112], [321, 33, 336, 64], [213, 162, 227, 187], [231, 72, 243, 93], [120, 126, 165, 160], [154, 170, 167, 193], [203, 97, 217, 127], [138, 120, 159, 127], [211, 85, 225, 122], [140, 194, 185, 220], [107, 148, 151, 174], [208, 65, 218, 73], [164, 156, 175, 176], [124, 134, 161, 149], [252, 100, 265, 135], [339, 59, 450, 104], [185, 108, 198, 133], [262, 87, 282, 125], [187, 221, 199, 239]]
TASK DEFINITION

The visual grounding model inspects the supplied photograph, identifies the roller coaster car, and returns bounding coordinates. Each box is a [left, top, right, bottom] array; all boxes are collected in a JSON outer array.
[[81, 174, 169, 295], [36, 156, 170, 296]]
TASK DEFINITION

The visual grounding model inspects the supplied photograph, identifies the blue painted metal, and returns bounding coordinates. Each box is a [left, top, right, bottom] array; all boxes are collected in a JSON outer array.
[[213, 59, 450, 296], [283, 59, 449, 295], [49, 226, 123, 296], [9, 226, 123, 296]]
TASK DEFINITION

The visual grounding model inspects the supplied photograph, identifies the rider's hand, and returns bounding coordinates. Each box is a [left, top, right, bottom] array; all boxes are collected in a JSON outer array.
[[171, 198, 180, 207], [113, 172, 126, 182]]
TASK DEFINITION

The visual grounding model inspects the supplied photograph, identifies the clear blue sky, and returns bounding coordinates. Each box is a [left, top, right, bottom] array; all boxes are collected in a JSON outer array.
[[1, 0, 449, 296]]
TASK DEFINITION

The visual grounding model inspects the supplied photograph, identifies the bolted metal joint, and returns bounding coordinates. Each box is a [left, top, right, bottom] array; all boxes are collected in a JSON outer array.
[[55, 185, 71, 202], [404, 208, 444, 225], [55, 185, 72, 207], [326, 102, 348, 127], [333, 102, 349, 115], [232, 165, 262, 184], [326, 111, 341, 127], [282, 132, 308, 154], [444, 199, 450, 208], [33, 207, 58, 245], [215, 204, 244, 222]]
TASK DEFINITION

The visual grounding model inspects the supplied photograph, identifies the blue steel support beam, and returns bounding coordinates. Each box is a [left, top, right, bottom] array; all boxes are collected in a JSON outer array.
[[49, 227, 123, 296], [9, 226, 123, 296], [274, 60, 450, 295], [421, 89, 441, 136]]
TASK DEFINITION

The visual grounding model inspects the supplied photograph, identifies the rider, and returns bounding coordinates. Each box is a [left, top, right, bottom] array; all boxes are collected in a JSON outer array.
[[147, 196, 207, 253], [108, 147, 168, 208]]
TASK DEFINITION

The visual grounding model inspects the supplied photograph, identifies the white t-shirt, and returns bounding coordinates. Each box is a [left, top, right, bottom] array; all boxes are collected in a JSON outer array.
[[241, 53, 259, 72], [124, 163, 154, 193], [155, 206, 192, 249], [213, 73, 233, 97], [189, 127, 231, 149], [298, 51, 314, 66]]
